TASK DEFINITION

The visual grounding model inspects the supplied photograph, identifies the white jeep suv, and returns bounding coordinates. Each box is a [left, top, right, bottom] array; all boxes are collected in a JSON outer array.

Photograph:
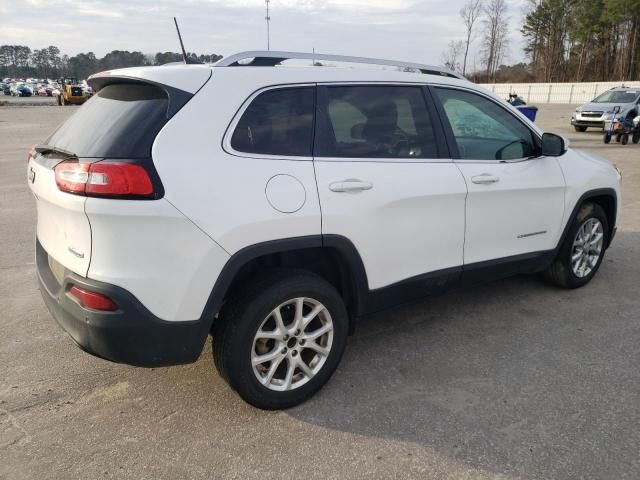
[[28, 51, 621, 409]]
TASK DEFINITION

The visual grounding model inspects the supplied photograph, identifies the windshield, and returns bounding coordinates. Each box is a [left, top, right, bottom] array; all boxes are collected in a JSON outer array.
[[592, 90, 639, 103], [46, 83, 169, 158]]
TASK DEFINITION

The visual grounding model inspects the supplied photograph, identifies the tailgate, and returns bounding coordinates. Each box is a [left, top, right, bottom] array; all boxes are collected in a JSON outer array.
[[28, 156, 91, 276]]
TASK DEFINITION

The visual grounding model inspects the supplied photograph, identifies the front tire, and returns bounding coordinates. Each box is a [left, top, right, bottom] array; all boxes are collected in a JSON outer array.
[[212, 270, 348, 410], [544, 203, 608, 289]]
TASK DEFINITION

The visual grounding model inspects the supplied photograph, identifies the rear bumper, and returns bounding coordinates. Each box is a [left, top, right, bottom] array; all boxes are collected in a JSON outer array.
[[36, 238, 210, 367]]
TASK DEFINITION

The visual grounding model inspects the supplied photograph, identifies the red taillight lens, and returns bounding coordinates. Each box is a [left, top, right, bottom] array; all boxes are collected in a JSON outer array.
[[54, 161, 89, 194], [68, 285, 118, 311], [54, 161, 154, 198], [27, 147, 36, 162]]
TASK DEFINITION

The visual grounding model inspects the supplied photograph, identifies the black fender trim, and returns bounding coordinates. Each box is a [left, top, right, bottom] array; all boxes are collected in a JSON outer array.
[[200, 235, 324, 326], [555, 188, 617, 251]]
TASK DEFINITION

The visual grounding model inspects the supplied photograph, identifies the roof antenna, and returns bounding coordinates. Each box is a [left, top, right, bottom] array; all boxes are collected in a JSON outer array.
[[174, 17, 189, 64]]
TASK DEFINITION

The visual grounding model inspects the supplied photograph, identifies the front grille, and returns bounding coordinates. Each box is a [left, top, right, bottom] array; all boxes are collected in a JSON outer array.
[[71, 87, 83, 96], [581, 111, 603, 118]]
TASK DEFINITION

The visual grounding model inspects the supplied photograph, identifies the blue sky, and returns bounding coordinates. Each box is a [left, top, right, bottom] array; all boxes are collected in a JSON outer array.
[[0, 0, 527, 66]]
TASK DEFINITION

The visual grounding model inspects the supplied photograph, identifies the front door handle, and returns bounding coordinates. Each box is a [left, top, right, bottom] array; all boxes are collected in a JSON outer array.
[[471, 174, 500, 185], [329, 179, 373, 192]]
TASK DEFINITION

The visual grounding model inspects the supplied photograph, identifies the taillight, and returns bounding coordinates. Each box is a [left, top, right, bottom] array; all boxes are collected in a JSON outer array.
[[68, 285, 118, 311], [27, 147, 36, 162], [54, 160, 154, 198]]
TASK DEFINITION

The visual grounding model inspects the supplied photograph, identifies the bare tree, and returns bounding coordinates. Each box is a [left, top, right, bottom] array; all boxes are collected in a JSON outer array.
[[460, 0, 483, 76], [441, 40, 465, 72], [481, 0, 509, 82]]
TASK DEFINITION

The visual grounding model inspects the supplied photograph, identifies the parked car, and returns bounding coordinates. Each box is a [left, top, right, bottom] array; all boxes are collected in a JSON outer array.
[[572, 86, 640, 131], [28, 51, 622, 410], [12, 84, 32, 97]]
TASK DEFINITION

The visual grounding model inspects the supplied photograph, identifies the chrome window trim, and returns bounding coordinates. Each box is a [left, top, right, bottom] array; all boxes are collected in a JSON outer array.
[[223, 82, 451, 163]]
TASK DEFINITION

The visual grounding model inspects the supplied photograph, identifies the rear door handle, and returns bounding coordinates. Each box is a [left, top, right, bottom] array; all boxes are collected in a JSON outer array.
[[471, 174, 500, 185], [329, 179, 373, 192]]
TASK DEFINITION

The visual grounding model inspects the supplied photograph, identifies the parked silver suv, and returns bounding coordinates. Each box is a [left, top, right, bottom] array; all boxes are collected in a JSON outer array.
[[572, 87, 640, 131]]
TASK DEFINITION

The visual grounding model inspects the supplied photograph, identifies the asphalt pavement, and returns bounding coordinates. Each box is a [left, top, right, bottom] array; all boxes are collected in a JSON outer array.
[[1, 104, 639, 479]]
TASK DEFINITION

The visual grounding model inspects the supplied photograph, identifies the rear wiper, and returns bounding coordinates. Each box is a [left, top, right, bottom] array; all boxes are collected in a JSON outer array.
[[34, 144, 78, 158]]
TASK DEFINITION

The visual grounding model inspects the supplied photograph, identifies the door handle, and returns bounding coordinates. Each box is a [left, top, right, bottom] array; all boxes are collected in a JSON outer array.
[[471, 174, 499, 185], [328, 179, 373, 192]]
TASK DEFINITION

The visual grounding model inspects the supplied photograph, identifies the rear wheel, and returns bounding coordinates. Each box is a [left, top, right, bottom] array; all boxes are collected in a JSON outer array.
[[632, 133, 640, 144], [544, 203, 608, 289], [212, 270, 348, 409], [574, 126, 587, 132], [621, 133, 629, 145]]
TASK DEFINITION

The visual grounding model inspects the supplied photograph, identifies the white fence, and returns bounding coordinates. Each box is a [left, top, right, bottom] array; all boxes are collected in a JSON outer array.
[[479, 81, 640, 104]]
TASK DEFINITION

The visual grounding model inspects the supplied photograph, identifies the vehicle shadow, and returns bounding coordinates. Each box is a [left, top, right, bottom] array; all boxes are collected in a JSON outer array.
[[287, 231, 640, 479]]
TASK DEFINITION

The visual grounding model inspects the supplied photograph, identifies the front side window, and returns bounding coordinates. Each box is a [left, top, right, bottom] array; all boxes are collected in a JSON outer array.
[[315, 85, 438, 159], [434, 87, 537, 161], [231, 87, 314, 157]]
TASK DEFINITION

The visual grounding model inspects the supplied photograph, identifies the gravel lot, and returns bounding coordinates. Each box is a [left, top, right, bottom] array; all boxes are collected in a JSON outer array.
[[1, 104, 639, 479]]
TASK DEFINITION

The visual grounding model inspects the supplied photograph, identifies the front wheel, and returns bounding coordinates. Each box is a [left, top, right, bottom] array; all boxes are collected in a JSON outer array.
[[543, 203, 608, 289], [212, 270, 348, 409]]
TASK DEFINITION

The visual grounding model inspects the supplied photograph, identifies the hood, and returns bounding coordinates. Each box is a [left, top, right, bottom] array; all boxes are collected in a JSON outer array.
[[577, 102, 630, 113], [573, 148, 613, 168]]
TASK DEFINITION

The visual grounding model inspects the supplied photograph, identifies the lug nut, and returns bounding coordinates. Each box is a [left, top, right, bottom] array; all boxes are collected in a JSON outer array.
[[283, 334, 289, 341], [299, 339, 306, 345], [294, 329, 301, 336], [292, 350, 298, 357], [281, 347, 288, 354]]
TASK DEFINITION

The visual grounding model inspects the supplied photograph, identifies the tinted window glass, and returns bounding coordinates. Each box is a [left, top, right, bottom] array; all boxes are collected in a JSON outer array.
[[434, 88, 536, 161], [593, 90, 639, 103], [316, 86, 438, 158], [231, 87, 314, 156], [46, 83, 169, 158]]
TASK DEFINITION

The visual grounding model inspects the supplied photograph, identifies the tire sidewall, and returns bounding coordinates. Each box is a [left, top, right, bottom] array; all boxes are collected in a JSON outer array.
[[223, 273, 348, 409], [561, 203, 609, 288]]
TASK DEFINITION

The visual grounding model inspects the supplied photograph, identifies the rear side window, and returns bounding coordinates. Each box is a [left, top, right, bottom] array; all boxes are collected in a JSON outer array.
[[315, 86, 438, 159], [46, 83, 169, 158], [231, 87, 314, 157]]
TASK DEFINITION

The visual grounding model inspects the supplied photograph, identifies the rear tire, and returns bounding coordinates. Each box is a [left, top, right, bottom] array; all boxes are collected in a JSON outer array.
[[212, 270, 348, 410], [543, 203, 608, 289], [621, 133, 629, 145], [574, 126, 587, 132], [632, 133, 640, 144]]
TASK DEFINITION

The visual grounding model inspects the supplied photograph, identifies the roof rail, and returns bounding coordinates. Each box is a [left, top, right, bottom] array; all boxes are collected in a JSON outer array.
[[215, 51, 465, 80]]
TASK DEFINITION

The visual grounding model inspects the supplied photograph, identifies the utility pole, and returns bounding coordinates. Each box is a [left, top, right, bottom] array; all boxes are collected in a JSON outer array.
[[265, 0, 271, 51]]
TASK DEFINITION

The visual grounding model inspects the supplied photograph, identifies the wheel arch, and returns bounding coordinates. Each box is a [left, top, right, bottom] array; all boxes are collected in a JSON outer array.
[[200, 235, 369, 333], [558, 188, 617, 250]]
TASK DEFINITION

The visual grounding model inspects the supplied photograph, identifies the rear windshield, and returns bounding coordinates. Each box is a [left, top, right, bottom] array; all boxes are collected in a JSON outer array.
[[46, 83, 169, 158], [593, 90, 639, 104]]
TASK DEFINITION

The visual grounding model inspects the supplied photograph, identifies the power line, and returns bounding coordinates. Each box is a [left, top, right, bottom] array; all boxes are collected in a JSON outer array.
[[265, 0, 271, 51]]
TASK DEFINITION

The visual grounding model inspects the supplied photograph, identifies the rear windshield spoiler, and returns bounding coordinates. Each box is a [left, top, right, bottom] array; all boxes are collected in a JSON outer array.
[[88, 76, 193, 118]]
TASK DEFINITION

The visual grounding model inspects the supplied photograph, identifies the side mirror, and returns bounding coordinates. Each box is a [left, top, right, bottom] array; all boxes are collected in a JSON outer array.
[[541, 132, 566, 157]]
